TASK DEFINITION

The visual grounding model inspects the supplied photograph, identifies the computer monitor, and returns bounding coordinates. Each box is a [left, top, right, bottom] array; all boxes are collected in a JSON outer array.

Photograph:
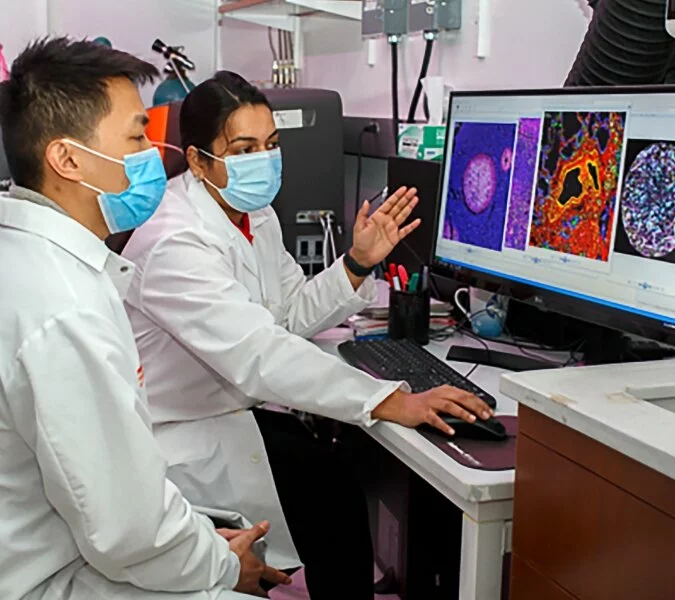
[[431, 86, 675, 353]]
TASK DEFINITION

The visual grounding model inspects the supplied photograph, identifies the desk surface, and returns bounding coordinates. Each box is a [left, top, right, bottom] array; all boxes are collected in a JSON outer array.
[[314, 327, 520, 517], [501, 360, 675, 482]]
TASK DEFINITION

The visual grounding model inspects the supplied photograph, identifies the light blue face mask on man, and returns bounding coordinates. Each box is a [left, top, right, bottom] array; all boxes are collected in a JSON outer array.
[[199, 148, 283, 213], [63, 139, 168, 233]]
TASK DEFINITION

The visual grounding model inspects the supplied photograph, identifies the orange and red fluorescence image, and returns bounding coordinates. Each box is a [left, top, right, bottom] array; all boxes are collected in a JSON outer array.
[[528, 111, 626, 262]]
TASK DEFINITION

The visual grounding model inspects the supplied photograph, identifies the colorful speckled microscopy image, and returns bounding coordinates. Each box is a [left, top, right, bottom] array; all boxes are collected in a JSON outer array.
[[528, 111, 626, 262], [504, 118, 542, 251], [614, 140, 675, 262], [442, 121, 517, 251]]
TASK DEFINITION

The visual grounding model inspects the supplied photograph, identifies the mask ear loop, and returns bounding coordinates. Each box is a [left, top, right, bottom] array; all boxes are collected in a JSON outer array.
[[61, 139, 125, 195], [198, 148, 222, 161], [150, 140, 185, 155], [197, 148, 229, 192], [61, 139, 125, 165], [203, 177, 221, 192]]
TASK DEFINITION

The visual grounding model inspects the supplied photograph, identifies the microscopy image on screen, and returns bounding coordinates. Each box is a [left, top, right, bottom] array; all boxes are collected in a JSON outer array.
[[614, 140, 675, 263], [442, 121, 517, 251], [528, 111, 627, 262], [503, 117, 541, 251]]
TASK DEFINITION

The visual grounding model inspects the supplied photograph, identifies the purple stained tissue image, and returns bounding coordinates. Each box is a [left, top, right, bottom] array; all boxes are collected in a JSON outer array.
[[620, 142, 675, 259], [443, 121, 517, 251], [504, 118, 541, 251]]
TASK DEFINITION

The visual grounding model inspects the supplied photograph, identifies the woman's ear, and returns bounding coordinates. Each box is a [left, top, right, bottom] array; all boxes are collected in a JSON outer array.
[[185, 146, 204, 180]]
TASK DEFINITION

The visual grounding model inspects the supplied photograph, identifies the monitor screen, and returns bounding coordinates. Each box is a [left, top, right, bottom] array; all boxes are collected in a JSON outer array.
[[433, 87, 675, 337]]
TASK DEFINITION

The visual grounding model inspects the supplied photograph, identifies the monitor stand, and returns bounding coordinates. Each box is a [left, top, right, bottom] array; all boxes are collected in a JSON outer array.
[[504, 301, 675, 366], [582, 328, 675, 365], [446, 327, 675, 372], [445, 345, 554, 372]]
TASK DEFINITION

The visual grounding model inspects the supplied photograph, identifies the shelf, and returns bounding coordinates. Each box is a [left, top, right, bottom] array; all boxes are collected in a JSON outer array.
[[219, 0, 361, 30]]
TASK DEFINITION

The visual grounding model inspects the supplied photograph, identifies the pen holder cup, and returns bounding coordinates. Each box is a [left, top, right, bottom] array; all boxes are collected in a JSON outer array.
[[388, 289, 431, 345]]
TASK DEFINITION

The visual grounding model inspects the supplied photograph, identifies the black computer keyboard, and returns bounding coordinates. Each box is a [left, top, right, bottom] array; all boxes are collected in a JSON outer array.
[[338, 338, 497, 409]]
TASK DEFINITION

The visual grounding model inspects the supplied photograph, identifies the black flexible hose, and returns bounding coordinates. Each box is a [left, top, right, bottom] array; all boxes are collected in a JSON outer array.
[[391, 41, 400, 148], [566, 0, 675, 86], [407, 38, 434, 123]]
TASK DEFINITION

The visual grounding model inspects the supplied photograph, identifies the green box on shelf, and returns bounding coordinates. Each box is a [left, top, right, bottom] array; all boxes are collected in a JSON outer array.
[[397, 124, 447, 161]]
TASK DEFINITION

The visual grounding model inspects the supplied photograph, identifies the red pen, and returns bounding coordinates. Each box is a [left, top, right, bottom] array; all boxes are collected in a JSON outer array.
[[388, 263, 397, 281], [397, 265, 409, 290], [384, 272, 393, 287]]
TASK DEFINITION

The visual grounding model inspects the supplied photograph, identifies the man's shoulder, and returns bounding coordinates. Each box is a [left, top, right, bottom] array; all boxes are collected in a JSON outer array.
[[0, 228, 116, 367]]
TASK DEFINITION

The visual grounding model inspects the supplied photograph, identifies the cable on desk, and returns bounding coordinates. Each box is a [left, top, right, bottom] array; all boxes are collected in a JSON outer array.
[[428, 308, 492, 343], [473, 329, 585, 353], [464, 363, 479, 379], [460, 328, 492, 365], [500, 323, 570, 367]]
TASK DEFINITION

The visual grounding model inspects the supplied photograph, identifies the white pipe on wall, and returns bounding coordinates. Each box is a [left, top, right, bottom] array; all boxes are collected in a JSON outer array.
[[214, 0, 223, 73], [476, 0, 491, 59]]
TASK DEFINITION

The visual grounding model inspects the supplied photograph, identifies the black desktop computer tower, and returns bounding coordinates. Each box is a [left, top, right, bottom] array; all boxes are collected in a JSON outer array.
[[339, 425, 469, 600], [263, 88, 345, 275]]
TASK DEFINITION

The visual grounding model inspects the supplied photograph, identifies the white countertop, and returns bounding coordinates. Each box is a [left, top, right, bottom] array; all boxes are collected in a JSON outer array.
[[314, 327, 519, 518], [500, 360, 675, 482]]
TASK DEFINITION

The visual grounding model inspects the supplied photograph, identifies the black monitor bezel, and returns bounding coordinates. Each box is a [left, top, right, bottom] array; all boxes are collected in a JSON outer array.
[[430, 85, 675, 346]]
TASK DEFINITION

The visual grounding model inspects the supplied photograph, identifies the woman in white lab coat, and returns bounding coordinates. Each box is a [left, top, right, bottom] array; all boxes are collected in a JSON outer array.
[[122, 71, 492, 599]]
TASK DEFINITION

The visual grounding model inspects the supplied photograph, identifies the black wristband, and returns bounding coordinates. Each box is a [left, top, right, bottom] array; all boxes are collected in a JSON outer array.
[[344, 251, 375, 277]]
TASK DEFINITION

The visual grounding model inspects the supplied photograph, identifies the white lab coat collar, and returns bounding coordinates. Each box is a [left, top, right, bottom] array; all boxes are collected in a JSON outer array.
[[181, 172, 271, 280], [0, 194, 135, 298]]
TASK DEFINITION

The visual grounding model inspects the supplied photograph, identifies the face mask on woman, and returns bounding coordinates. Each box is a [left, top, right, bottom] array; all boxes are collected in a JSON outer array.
[[199, 148, 282, 213]]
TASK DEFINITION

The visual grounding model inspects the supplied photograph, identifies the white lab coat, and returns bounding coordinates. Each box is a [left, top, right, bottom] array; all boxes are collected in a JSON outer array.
[[0, 193, 253, 600], [122, 172, 402, 568]]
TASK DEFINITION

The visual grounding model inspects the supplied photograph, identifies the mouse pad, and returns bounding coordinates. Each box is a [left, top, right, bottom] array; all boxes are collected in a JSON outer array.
[[418, 416, 518, 471]]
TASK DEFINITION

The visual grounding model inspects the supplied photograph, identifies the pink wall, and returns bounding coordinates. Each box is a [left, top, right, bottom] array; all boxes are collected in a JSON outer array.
[[221, 0, 591, 117], [2, 0, 591, 117]]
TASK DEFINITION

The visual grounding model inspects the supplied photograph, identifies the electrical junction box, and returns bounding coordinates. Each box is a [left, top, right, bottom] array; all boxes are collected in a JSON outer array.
[[437, 0, 461, 30], [362, 0, 385, 36], [408, 0, 461, 33], [384, 0, 408, 36]]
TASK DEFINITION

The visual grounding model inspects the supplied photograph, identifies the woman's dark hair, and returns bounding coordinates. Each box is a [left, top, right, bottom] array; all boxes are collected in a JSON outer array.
[[179, 71, 271, 156]]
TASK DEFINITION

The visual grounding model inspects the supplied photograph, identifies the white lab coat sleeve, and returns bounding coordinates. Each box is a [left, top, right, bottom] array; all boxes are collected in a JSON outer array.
[[279, 247, 377, 339], [9, 308, 241, 593], [139, 231, 403, 425]]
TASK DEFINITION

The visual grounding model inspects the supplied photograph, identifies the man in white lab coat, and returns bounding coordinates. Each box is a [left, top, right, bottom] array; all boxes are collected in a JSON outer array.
[[123, 72, 494, 599], [0, 39, 289, 600]]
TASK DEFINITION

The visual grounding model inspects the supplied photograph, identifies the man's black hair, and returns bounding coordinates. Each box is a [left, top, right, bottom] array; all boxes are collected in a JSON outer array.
[[0, 37, 158, 190]]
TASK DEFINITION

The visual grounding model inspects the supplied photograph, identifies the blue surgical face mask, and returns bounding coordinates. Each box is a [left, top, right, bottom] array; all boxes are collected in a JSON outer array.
[[63, 140, 168, 234], [199, 148, 282, 213]]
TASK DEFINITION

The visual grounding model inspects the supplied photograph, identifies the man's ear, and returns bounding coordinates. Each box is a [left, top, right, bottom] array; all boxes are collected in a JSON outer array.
[[45, 140, 84, 183]]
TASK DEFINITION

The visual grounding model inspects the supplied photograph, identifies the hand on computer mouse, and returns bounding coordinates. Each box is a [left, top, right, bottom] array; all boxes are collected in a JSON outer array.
[[372, 385, 494, 436]]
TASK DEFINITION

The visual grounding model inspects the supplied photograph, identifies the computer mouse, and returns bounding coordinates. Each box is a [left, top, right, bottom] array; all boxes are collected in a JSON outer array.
[[442, 415, 508, 441]]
